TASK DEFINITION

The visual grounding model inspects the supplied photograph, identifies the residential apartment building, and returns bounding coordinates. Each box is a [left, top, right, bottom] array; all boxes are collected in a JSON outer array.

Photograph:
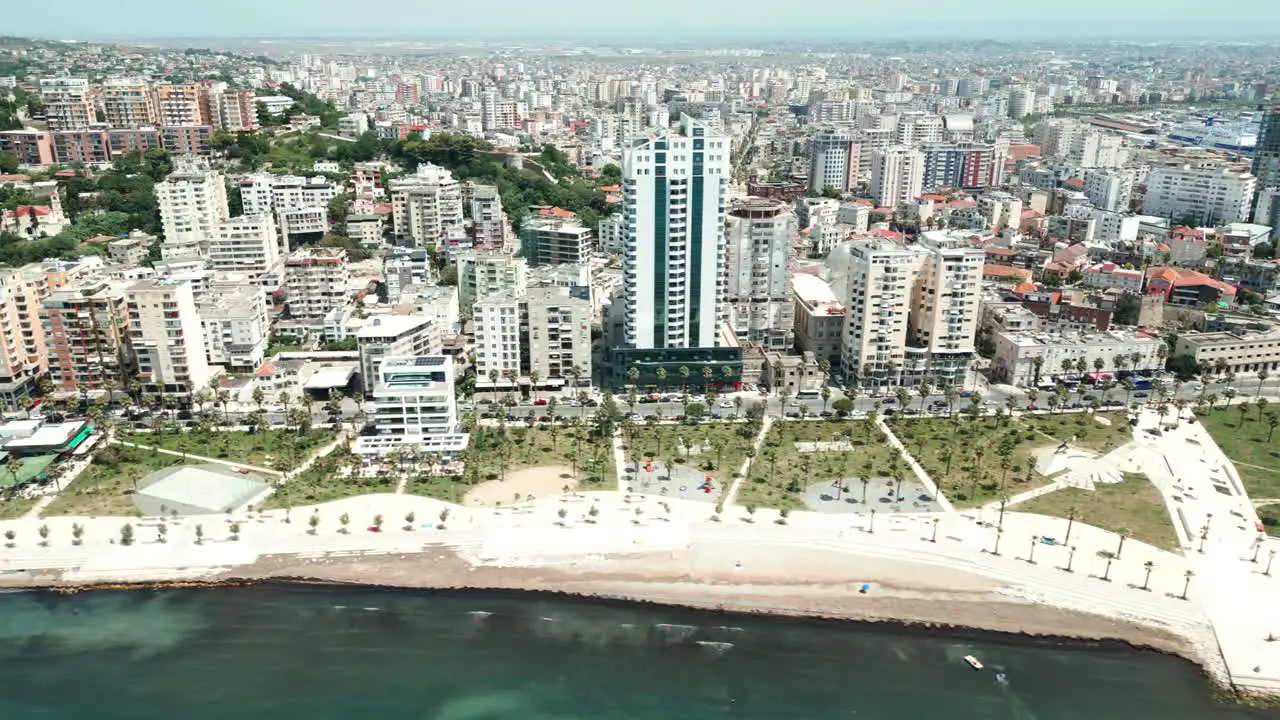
[[352, 355, 470, 456], [474, 285, 591, 391], [1083, 168, 1135, 213], [840, 231, 983, 388], [466, 183, 508, 248], [1174, 328, 1280, 374], [808, 127, 860, 194], [1082, 262, 1144, 292], [153, 83, 207, 126], [389, 163, 463, 247], [907, 231, 985, 385], [160, 125, 213, 157], [870, 146, 925, 209], [39, 78, 93, 132], [0, 129, 54, 167], [198, 284, 269, 372], [214, 89, 258, 132], [124, 278, 213, 396], [277, 207, 328, 248], [156, 156, 229, 258], [598, 213, 625, 255], [239, 173, 339, 216], [0, 270, 47, 407], [520, 216, 593, 266], [724, 197, 795, 349], [284, 247, 348, 320], [101, 79, 158, 128], [991, 328, 1164, 387], [456, 250, 527, 317], [1142, 165, 1256, 226], [208, 214, 281, 283], [40, 280, 133, 393], [356, 314, 442, 390]]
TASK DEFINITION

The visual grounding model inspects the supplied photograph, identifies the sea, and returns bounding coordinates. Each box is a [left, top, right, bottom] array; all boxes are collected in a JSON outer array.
[[0, 584, 1275, 720]]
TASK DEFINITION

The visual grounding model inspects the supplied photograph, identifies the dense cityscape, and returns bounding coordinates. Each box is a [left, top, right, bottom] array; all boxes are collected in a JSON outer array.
[[3, 31, 1280, 713]]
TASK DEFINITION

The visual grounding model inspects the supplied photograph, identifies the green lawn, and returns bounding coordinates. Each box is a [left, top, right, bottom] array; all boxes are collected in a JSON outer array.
[[117, 428, 336, 471], [402, 475, 469, 504], [620, 420, 757, 487], [468, 425, 614, 489], [257, 449, 397, 510], [1024, 411, 1133, 454], [1197, 406, 1280, 499], [0, 493, 37, 520], [42, 445, 190, 517], [886, 414, 1058, 508], [738, 417, 902, 511], [1017, 473, 1180, 551]]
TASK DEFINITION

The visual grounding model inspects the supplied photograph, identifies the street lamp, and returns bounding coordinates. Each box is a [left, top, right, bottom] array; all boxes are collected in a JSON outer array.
[[1267, 549, 1277, 577]]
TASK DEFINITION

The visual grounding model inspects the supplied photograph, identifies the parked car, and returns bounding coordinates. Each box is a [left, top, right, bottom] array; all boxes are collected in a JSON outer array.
[[717, 400, 733, 408], [533, 399, 548, 406], [1134, 392, 1149, 398]]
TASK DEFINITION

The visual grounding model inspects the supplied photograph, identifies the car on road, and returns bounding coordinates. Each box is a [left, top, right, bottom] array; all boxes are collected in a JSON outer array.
[[881, 397, 896, 404], [1134, 392, 1149, 398], [959, 390, 973, 398], [533, 398, 547, 406], [717, 400, 733, 408]]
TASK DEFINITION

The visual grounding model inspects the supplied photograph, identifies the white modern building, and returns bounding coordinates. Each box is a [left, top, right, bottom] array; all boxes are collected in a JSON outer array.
[[198, 284, 269, 372], [353, 355, 470, 456], [1083, 168, 1135, 213], [724, 197, 795, 349], [870, 146, 924, 209], [39, 77, 93, 131], [156, 156, 229, 259], [389, 163, 464, 247], [466, 183, 509, 249], [991, 329, 1164, 387], [456, 250, 527, 317], [239, 173, 340, 216], [357, 314, 441, 391], [598, 213, 625, 255], [474, 284, 592, 392], [124, 278, 214, 396], [840, 231, 983, 388], [1143, 164, 1257, 227], [621, 114, 731, 350], [208, 214, 282, 284]]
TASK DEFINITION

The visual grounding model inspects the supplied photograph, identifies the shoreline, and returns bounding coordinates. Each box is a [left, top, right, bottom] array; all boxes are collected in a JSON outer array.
[[3, 545, 1263, 706]]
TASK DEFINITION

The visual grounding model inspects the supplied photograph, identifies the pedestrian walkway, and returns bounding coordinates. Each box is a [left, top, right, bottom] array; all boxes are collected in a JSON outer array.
[[112, 440, 283, 476], [723, 416, 773, 507], [876, 415, 955, 514]]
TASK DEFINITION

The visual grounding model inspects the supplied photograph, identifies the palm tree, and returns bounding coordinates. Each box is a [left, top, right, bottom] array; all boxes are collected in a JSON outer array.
[[1026, 388, 1039, 409], [529, 369, 541, 401], [1060, 358, 1074, 377], [943, 386, 959, 418], [677, 366, 691, 395], [821, 386, 832, 412], [1031, 355, 1045, 386], [339, 512, 350, 534], [915, 381, 931, 413], [701, 366, 714, 393], [71, 523, 84, 546], [893, 386, 910, 411], [1258, 397, 1271, 423], [655, 367, 669, 394], [1181, 569, 1194, 600], [1141, 560, 1155, 591], [733, 396, 744, 418], [1266, 412, 1279, 442]]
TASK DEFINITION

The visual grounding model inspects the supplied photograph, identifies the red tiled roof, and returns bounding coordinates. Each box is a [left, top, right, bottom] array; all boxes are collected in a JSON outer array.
[[4, 205, 51, 218], [538, 206, 576, 218]]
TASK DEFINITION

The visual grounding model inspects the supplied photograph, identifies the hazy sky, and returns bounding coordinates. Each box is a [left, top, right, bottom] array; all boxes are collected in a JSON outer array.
[[14, 0, 1280, 40]]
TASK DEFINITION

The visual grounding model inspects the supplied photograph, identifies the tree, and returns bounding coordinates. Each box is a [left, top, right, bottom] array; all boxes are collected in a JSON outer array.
[[228, 522, 241, 541], [71, 523, 84, 546], [0, 151, 17, 175], [120, 524, 134, 546], [2, 529, 13, 547], [339, 512, 350, 534], [1141, 560, 1155, 591], [37, 523, 49, 546], [308, 512, 320, 535]]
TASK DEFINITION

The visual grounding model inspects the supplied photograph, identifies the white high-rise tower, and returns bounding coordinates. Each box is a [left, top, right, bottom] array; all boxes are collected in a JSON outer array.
[[622, 115, 731, 351]]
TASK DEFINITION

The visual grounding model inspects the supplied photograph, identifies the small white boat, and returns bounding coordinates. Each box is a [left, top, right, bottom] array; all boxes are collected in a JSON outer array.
[[963, 655, 984, 670]]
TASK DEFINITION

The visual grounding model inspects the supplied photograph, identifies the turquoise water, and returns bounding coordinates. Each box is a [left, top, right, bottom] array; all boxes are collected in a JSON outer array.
[[0, 585, 1275, 719]]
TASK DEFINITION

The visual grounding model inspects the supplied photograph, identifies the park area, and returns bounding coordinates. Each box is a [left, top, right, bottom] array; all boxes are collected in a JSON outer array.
[[116, 427, 335, 471], [887, 414, 1062, 508], [259, 448, 391, 510], [1017, 472, 1179, 551], [41, 445, 189, 518], [620, 420, 756, 489], [737, 417, 903, 511], [472, 425, 614, 488], [1196, 406, 1280, 499], [1023, 411, 1133, 454]]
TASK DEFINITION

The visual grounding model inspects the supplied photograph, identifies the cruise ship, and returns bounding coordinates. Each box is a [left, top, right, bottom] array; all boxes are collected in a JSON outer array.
[[1165, 114, 1259, 153]]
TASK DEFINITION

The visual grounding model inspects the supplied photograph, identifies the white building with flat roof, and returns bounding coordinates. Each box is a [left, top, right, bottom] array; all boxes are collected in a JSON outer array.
[[353, 355, 470, 456], [356, 313, 441, 391], [125, 278, 214, 396], [156, 156, 229, 258], [208, 214, 281, 284], [991, 328, 1163, 387], [198, 284, 269, 372]]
